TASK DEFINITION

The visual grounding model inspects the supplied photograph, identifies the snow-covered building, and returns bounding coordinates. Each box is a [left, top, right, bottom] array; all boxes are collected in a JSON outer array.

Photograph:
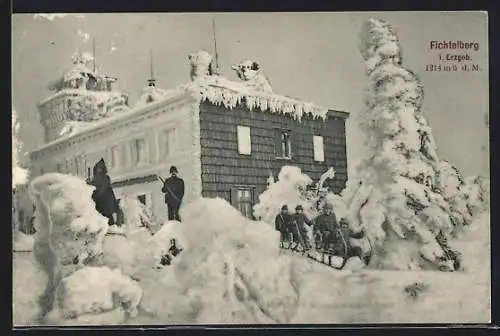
[[28, 52, 349, 221]]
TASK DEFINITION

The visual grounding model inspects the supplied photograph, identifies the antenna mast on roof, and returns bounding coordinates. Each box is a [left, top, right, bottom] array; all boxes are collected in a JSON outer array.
[[148, 49, 156, 87], [92, 37, 96, 72], [212, 17, 220, 75]]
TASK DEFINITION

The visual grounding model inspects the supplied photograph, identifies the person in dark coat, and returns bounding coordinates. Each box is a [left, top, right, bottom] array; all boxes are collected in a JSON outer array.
[[161, 166, 185, 222], [291, 205, 313, 252], [313, 203, 338, 249], [87, 158, 120, 226], [332, 218, 370, 265], [275, 205, 292, 248]]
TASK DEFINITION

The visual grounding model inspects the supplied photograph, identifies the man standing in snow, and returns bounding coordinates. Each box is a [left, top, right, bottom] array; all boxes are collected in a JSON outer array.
[[161, 166, 185, 222], [313, 203, 338, 249], [87, 158, 120, 226], [291, 205, 313, 252], [275, 205, 292, 248]]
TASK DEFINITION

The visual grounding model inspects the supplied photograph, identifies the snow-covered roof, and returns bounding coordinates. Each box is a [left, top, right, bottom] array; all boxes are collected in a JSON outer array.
[[32, 76, 348, 154]]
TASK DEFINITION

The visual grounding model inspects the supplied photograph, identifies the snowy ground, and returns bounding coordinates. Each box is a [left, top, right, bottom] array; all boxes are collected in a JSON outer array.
[[13, 207, 490, 325]]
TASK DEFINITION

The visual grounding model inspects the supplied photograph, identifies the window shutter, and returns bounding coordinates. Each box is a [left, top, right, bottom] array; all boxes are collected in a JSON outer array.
[[230, 187, 239, 207], [237, 126, 252, 155], [273, 128, 281, 157], [290, 131, 299, 160], [313, 135, 325, 162]]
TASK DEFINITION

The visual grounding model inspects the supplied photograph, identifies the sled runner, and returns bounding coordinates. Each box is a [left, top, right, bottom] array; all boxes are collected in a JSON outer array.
[[280, 223, 373, 270], [282, 238, 354, 270]]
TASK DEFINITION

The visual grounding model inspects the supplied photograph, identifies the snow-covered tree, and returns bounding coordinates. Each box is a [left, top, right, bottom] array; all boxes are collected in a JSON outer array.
[[12, 109, 28, 188], [344, 18, 470, 271], [12, 109, 33, 251], [253, 166, 318, 224]]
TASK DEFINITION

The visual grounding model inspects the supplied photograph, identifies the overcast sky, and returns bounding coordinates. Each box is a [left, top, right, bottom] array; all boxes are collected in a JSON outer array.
[[12, 12, 489, 178]]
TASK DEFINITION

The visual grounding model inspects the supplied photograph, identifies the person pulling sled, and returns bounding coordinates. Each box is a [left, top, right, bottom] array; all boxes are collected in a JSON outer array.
[[275, 205, 292, 248], [313, 203, 338, 250], [290, 205, 313, 253], [331, 218, 371, 267]]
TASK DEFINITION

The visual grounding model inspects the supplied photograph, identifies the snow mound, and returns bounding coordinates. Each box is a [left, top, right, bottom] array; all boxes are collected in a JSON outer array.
[[118, 196, 162, 235], [13, 196, 491, 325], [147, 220, 187, 263], [136, 198, 300, 324], [45, 266, 142, 325]]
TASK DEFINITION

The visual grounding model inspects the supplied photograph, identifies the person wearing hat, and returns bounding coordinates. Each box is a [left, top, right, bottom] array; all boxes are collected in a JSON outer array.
[[336, 217, 371, 266], [87, 158, 120, 226], [161, 166, 185, 221], [313, 202, 338, 250], [275, 205, 292, 248], [291, 204, 313, 252]]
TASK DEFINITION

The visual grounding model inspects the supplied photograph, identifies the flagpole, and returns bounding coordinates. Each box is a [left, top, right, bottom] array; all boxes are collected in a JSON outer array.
[[212, 18, 220, 75]]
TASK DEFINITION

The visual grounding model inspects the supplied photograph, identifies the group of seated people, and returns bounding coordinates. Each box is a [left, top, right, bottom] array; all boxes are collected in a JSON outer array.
[[274, 203, 370, 265]]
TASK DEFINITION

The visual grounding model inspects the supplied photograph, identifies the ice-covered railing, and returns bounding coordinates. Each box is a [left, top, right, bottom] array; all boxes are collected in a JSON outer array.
[[64, 89, 129, 121]]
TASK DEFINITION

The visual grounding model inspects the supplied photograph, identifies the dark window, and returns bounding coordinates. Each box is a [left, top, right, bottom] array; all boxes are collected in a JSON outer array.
[[231, 186, 254, 219], [137, 194, 147, 205], [274, 129, 292, 159]]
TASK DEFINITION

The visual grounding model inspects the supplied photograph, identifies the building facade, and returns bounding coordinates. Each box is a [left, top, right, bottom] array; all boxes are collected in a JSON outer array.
[[28, 53, 349, 221], [199, 102, 348, 218]]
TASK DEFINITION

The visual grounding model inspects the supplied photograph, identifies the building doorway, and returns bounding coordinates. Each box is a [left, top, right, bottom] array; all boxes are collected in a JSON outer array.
[[231, 186, 255, 219]]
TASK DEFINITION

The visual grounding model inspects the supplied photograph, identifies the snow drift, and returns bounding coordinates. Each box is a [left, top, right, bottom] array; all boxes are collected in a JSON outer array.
[[136, 198, 301, 324], [14, 191, 491, 325]]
